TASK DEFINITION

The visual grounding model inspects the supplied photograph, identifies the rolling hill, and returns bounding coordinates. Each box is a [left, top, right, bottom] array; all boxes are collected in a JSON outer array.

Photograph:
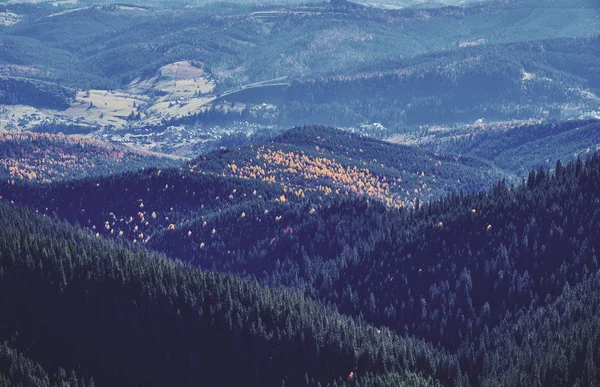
[[275, 34, 600, 127], [0, 131, 179, 183], [0, 125, 598, 349], [1, 1, 600, 385], [0, 201, 454, 386], [1, 133, 600, 386], [3, 0, 597, 90], [193, 126, 502, 206], [0, 126, 501, 240], [0, 128, 503, 299], [0, 0, 598, 143], [390, 118, 600, 176]]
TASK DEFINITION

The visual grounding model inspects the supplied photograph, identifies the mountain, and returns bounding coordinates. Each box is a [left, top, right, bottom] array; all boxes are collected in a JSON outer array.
[[0, 201, 455, 387], [2, 0, 600, 385], [390, 118, 600, 176], [3, 0, 597, 90], [0, 127, 501, 293], [1, 140, 600, 385], [275, 34, 600, 127], [193, 126, 502, 205], [0, 0, 598, 148], [2, 123, 600, 383], [0, 131, 179, 183], [0, 126, 500, 243]]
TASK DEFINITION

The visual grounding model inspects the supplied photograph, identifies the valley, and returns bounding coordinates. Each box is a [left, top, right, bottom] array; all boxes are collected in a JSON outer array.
[[0, 0, 598, 156], [1, 0, 600, 386]]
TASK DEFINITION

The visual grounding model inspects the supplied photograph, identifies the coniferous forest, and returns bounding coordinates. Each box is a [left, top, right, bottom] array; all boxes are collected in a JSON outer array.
[[1, 0, 600, 385], [1, 125, 600, 386]]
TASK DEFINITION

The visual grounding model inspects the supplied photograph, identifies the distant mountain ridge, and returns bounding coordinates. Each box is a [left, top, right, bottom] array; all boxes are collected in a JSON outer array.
[[278, 34, 600, 126], [1, 0, 597, 138], [391, 119, 600, 175]]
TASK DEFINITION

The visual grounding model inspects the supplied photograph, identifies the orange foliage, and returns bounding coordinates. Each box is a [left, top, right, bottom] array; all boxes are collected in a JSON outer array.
[[222, 147, 414, 208], [0, 131, 148, 183]]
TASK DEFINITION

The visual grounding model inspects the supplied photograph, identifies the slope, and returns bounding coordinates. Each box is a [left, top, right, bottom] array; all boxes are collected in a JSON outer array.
[[1, 132, 600, 385], [0, 126, 501, 274], [392, 119, 600, 176], [0, 202, 456, 386], [478, 270, 600, 386], [278, 34, 600, 127], [193, 126, 502, 208], [0, 131, 179, 183], [2, 0, 598, 92], [0, 343, 92, 387], [2, 0, 598, 136], [1, 127, 599, 350]]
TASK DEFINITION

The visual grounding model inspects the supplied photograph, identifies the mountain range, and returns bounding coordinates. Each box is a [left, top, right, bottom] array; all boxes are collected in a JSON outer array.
[[1, 0, 600, 385]]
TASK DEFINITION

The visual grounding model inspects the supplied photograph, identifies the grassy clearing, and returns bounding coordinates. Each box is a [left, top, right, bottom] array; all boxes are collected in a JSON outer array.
[[147, 97, 215, 121], [128, 61, 215, 100], [0, 59, 245, 127], [0, 89, 146, 131], [65, 90, 147, 128]]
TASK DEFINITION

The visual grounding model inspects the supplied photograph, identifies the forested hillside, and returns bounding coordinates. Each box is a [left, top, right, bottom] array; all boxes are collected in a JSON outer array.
[[0, 148, 600, 385], [1, 0, 598, 148], [0, 202, 454, 386], [279, 34, 600, 126], [2, 0, 596, 91], [0, 127, 500, 255], [396, 119, 600, 176], [0, 77, 75, 109], [1, 127, 600, 385], [0, 343, 92, 387], [0, 131, 178, 183], [194, 126, 501, 205], [1, 0, 600, 385], [479, 270, 600, 386]]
